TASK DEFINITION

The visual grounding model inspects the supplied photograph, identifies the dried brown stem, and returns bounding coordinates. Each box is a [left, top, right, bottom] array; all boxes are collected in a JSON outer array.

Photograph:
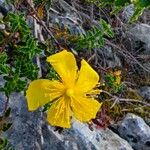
[[27, 1, 62, 50], [102, 90, 150, 108]]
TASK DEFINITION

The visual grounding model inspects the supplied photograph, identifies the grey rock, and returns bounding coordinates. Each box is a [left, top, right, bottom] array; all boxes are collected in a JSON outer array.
[[0, 0, 13, 13], [0, 77, 6, 116], [129, 24, 150, 55], [50, 15, 85, 35], [97, 45, 122, 68], [0, 23, 5, 30], [116, 113, 150, 150], [143, 62, 150, 72], [139, 86, 150, 101], [0, 0, 4, 5], [26, 15, 34, 31], [1, 92, 133, 150], [0, 4, 8, 17], [71, 121, 133, 150], [2, 92, 43, 150], [121, 4, 135, 23], [49, 1, 85, 35], [0, 92, 7, 116]]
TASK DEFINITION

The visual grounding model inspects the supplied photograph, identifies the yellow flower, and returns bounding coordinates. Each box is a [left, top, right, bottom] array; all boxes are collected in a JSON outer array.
[[113, 70, 121, 85], [26, 50, 102, 128]]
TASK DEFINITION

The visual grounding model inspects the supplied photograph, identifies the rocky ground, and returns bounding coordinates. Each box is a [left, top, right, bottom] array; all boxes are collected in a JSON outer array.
[[0, 82, 150, 150], [0, 0, 150, 150]]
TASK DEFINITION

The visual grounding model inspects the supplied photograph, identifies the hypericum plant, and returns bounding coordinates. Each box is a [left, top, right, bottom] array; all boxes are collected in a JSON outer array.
[[0, 137, 14, 150], [72, 19, 114, 51], [0, 13, 41, 97], [105, 70, 123, 93], [51, 19, 114, 51], [0, 11, 43, 146], [26, 50, 102, 128]]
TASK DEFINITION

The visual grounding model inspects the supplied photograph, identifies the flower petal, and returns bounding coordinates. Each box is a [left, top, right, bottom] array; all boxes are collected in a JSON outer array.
[[46, 50, 78, 87], [71, 96, 102, 122], [26, 79, 64, 111], [47, 96, 71, 128], [75, 60, 99, 94]]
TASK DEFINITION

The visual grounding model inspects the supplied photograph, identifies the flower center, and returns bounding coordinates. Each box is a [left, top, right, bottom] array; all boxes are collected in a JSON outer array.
[[66, 88, 74, 97]]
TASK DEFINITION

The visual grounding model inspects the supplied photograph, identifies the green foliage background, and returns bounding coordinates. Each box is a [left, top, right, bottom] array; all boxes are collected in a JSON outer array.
[[87, 0, 150, 21], [0, 13, 41, 97]]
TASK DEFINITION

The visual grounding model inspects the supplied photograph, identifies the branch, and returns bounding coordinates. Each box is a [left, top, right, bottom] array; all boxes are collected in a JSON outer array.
[[105, 39, 150, 73], [102, 90, 150, 108], [27, 0, 62, 49]]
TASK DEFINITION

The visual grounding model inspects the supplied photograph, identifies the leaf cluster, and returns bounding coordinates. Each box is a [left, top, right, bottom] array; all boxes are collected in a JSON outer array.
[[72, 19, 114, 51], [0, 137, 14, 150], [104, 71, 123, 94], [0, 13, 41, 96]]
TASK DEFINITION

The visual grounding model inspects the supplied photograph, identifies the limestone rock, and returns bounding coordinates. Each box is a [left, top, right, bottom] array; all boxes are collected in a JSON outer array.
[[121, 5, 135, 23], [97, 45, 122, 68], [1, 92, 133, 150], [129, 24, 150, 55], [116, 113, 150, 150], [0, 92, 7, 116], [139, 86, 150, 101]]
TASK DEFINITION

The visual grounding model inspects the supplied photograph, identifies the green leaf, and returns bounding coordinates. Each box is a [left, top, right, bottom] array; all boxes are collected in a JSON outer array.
[[100, 19, 114, 38], [0, 52, 8, 63], [130, 8, 144, 22], [114, 0, 130, 7], [2, 123, 12, 132], [4, 107, 11, 117], [42, 102, 52, 112], [0, 138, 8, 149], [0, 65, 10, 74]]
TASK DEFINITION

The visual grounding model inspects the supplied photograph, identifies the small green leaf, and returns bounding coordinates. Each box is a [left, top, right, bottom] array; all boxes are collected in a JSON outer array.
[[0, 138, 8, 148], [4, 107, 11, 117], [2, 123, 12, 132]]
